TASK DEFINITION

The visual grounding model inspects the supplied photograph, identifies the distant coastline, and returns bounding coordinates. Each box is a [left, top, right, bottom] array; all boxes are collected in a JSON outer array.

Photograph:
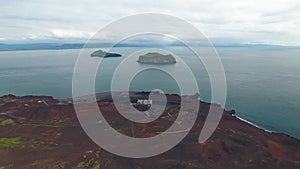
[[1, 43, 300, 51]]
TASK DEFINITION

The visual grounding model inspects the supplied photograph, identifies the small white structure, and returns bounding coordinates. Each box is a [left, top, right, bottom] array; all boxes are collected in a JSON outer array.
[[136, 99, 152, 106]]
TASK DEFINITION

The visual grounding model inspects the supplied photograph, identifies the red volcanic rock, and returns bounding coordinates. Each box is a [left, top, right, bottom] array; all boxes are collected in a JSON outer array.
[[0, 92, 299, 169]]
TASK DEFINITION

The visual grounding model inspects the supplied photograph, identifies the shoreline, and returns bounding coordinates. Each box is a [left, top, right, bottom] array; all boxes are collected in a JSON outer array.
[[232, 114, 273, 133], [230, 112, 300, 142]]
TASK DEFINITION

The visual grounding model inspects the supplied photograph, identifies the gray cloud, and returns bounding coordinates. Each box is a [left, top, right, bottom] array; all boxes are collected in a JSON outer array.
[[0, 0, 300, 45]]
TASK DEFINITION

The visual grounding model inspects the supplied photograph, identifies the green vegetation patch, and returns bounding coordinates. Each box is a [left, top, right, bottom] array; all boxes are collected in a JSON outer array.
[[91, 49, 107, 57], [0, 119, 15, 126], [0, 137, 21, 148], [140, 52, 175, 60], [74, 158, 101, 169]]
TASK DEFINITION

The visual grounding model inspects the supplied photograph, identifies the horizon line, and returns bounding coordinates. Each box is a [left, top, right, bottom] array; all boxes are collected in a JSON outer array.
[[0, 42, 299, 51]]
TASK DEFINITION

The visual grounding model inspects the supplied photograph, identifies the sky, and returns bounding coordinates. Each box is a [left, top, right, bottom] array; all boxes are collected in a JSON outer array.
[[1, 0, 300, 45]]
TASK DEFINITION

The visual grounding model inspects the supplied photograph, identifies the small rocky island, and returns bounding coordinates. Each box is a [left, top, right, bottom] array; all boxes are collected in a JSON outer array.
[[137, 52, 176, 64], [90, 49, 121, 57]]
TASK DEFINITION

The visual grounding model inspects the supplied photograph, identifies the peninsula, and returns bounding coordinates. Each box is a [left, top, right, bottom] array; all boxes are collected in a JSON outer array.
[[90, 49, 121, 57], [0, 92, 300, 168], [137, 52, 176, 64]]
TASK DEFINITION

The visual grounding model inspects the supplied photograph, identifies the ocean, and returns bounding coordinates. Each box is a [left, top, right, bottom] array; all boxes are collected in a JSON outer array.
[[0, 46, 299, 139]]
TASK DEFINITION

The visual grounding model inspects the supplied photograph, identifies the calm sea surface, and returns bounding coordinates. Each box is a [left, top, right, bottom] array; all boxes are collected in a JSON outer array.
[[0, 47, 299, 139]]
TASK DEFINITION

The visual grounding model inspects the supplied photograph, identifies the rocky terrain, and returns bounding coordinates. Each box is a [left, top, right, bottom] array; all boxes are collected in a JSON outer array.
[[0, 92, 300, 169]]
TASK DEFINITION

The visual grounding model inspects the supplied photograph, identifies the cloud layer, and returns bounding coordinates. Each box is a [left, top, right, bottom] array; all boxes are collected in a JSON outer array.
[[1, 0, 300, 45]]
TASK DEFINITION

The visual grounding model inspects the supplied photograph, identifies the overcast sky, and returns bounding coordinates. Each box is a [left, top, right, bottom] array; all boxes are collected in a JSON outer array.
[[1, 0, 300, 45]]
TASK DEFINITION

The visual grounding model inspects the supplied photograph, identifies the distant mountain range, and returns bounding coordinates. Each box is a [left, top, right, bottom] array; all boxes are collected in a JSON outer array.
[[0, 43, 150, 51], [0, 43, 84, 51], [0, 42, 299, 51]]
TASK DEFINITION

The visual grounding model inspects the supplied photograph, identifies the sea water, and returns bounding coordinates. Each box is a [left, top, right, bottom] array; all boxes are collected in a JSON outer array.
[[0, 47, 299, 139]]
